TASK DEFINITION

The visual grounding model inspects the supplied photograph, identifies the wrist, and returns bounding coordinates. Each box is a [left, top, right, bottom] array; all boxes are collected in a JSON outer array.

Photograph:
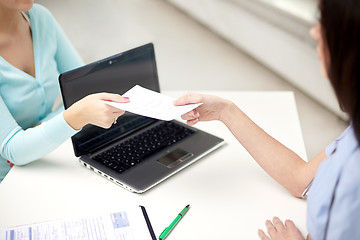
[[63, 105, 87, 130], [218, 100, 237, 123]]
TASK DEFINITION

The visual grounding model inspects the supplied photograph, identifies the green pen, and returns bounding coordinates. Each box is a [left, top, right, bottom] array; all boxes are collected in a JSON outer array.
[[159, 204, 190, 240]]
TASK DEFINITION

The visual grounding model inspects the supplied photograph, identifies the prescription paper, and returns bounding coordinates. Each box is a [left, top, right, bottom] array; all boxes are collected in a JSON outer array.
[[104, 85, 202, 121], [0, 208, 153, 240]]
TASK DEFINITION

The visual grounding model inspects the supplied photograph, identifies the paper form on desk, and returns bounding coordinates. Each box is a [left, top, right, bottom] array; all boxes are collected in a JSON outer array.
[[0, 206, 155, 240], [103, 85, 202, 121]]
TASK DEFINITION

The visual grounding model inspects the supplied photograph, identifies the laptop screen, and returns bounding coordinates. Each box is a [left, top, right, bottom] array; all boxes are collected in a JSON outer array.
[[59, 43, 160, 156]]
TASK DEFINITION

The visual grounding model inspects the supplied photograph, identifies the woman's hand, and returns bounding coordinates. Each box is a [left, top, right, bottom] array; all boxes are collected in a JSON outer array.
[[63, 93, 129, 130], [258, 217, 306, 240], [173, 92, 232, 125]]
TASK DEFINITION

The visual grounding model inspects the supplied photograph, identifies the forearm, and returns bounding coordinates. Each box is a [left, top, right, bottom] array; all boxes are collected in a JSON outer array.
[[220, 101, 320, 197], [1, 113, 77, 165]]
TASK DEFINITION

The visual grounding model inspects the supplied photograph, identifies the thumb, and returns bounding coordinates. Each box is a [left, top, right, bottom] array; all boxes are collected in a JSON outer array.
[[173, 92, 202, 106], [99, 93, 129, 103]]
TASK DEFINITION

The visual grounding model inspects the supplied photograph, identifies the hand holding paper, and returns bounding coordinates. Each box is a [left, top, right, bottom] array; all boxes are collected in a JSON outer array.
[[103, 85, 202, 121]]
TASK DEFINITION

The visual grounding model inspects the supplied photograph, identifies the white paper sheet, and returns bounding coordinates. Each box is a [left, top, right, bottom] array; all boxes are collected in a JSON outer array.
[[103, 85, 202, 121], [0, 207, 153, 240]]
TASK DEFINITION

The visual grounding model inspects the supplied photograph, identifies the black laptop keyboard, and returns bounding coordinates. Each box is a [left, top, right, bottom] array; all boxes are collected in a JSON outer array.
[[92, 121, 195, 174]]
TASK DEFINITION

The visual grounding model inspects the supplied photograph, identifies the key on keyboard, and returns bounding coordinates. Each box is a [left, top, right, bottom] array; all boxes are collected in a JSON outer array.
[[92, 121, 195, 174]]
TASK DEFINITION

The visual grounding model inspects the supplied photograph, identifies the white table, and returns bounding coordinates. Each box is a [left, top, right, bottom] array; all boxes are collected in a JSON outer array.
[[0, 91, 308, 239]]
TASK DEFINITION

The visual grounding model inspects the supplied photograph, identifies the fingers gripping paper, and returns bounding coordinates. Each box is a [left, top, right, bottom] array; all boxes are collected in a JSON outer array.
[[104, 85, 202, 121]]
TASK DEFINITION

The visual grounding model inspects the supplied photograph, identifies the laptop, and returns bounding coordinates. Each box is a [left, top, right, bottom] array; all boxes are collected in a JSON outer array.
[[59, 43, 225, 193]]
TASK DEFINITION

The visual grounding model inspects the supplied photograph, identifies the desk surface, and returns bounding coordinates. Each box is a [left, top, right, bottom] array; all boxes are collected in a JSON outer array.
[[0, 91, 308, 239]]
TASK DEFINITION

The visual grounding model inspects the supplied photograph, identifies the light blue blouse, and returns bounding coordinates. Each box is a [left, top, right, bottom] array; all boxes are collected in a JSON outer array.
[[307, 124, 360, 239], [0, 4, 83, 182]]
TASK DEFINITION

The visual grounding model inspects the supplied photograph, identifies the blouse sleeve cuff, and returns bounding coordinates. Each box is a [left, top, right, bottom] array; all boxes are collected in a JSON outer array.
[[44, 112, 79, 144]]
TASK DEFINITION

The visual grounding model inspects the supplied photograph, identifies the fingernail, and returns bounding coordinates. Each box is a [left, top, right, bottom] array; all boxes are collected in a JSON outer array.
[[123, 97, 129, 100]]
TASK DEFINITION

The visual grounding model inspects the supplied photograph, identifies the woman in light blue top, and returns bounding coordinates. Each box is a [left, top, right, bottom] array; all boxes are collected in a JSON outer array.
[[174, 0, 360, 239], [0, 1, 128, 182]]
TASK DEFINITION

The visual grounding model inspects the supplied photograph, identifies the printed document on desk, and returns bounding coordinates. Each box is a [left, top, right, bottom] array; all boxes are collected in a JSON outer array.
[[104, 85, 202, 121], [0, 206, 156, 240]]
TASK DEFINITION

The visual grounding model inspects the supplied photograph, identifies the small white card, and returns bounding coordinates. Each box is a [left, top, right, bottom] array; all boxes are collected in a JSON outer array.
[[104, 85, 201, 121]]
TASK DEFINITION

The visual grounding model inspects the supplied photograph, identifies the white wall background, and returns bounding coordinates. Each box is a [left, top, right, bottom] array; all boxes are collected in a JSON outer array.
[[166, 0, 343, 117]]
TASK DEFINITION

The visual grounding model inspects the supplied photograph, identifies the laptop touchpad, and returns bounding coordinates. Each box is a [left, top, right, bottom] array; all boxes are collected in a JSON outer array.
[[157, 149, 193, 168]]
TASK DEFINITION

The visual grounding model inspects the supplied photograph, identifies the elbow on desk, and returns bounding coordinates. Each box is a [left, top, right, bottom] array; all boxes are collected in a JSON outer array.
[[1, 144, 38, 166], [1, 152, 35, 166], [290, 189, 306, 199], [1, 127, 54, 166], [287, 182, 309, 199]]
